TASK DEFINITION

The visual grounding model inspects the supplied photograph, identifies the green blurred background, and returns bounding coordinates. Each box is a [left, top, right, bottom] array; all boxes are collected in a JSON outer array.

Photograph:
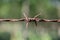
[[0, 0, 60, 40]]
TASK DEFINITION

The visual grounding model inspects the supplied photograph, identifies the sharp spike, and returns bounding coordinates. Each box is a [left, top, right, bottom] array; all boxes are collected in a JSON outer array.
[[34, 21, 38, 27], [26, 22, 29, 29], [23, 13, 28, 19], [34, 13, 40, 18]]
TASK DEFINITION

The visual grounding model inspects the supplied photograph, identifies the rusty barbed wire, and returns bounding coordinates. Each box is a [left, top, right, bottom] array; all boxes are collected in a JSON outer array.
[[0, 18, 60, 22]]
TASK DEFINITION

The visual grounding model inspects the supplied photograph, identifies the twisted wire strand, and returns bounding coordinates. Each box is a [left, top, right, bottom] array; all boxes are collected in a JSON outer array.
[[0, 18, 60, 22]]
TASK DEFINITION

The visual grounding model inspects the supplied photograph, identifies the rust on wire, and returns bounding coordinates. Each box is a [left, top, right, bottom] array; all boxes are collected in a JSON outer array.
[[0, 18, 60, 22]]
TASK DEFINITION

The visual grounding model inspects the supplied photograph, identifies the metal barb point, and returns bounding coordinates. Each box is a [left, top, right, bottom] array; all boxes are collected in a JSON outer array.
[[34, 13, 40, 18]]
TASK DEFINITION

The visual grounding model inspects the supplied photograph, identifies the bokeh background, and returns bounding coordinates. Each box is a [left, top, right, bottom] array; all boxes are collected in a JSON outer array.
[[0, 0, 60, 40]]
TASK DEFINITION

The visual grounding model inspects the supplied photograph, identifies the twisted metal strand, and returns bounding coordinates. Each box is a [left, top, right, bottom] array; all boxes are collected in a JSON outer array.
[[0, 18, 60, 22]]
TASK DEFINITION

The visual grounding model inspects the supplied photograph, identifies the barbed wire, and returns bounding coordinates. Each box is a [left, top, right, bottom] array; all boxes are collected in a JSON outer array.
[[0, 13, 60, 22], [0, 18, 60, 22]]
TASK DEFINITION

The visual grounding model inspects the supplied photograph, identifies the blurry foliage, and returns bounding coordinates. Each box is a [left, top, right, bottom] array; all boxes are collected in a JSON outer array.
[[0, 32, 10, 40], [0, 0, 58, 19], [46, 6, 58, 19]]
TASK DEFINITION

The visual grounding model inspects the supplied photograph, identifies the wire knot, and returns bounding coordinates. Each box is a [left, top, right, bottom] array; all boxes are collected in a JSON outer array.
[[34, 18, 40, 22]]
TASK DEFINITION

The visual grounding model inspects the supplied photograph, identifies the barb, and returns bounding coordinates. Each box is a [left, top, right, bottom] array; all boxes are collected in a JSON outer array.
[[34, 21, 38, 27], [34, 13, 40, 18], [26, 22, 29, 29], [23, 13, 28, 19], [34, 13, 40, 26]]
